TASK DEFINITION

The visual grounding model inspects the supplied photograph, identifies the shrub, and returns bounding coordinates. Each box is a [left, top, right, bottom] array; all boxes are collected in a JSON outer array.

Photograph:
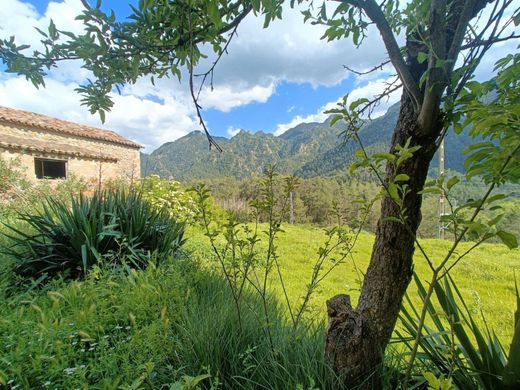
[[139, 175, 198, 222], [1, 189, 185, 283], [0, 156, 30, 203]]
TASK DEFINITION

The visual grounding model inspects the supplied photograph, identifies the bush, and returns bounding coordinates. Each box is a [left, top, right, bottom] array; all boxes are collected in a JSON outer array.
[[139, 175, 198, 222], [0, 156, 30, 203], [1, 189, 185, 283]]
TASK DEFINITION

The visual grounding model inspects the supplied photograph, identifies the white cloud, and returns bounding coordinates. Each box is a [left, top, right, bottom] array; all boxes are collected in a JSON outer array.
[[227, 126, 241, 137], [3, 0, 510, 152], [105, 94, 197, 151], [274, 101, 336, 136], [274, 77, 402, 136], [201, 6, 388, 90], [0, 0, 88, 82], [0, 0, 85, 48], [348, 77, 402, 117], [199, 83, 276, 112], [0, 77, 197, 152], [0, 0, 395, 150]]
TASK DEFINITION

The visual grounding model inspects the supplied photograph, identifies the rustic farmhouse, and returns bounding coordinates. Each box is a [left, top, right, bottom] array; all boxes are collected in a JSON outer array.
[[0, 106, 141, 183]]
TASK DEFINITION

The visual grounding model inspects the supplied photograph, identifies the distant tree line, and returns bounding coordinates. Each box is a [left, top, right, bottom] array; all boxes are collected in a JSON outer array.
[[186, 172, 520, 240]]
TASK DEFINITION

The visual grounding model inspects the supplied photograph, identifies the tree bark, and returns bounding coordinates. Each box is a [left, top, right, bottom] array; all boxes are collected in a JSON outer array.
[[325, 92, 439, 388]]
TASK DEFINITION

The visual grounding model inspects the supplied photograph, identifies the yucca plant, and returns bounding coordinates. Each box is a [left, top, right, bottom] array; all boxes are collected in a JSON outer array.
[[398, 273, 520, 389], [1, 189, 185, 282]]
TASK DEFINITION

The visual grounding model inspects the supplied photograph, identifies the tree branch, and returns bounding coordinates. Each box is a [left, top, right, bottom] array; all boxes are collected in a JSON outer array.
[[446, 0, 479, 62], [341, 0, 422, 111], [343, 58, 391, 76], [460, 32, 520, 49], [188, 9, 223, 153], [418, 0, 447, 134]]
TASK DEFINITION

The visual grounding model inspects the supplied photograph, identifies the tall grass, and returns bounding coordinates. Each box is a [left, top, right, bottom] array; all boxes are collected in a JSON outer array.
[[0, 254, 347, 389], [173, 270, 342, 389], [398, 273, 520, 389]]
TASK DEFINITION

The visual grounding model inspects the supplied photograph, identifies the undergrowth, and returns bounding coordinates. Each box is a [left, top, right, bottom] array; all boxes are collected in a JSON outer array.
[[0, 253, 345, 389]]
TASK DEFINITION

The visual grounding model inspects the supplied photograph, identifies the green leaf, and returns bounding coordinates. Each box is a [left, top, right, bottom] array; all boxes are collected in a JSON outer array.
[[394, 173, 410, 182], [447, 176, 459, 190], [514, 13, 520, 26], [504, 277, 520, 385], [319, 2, 327, 20], [384, 216, 403, 224], [329, 114, 343, 127], [486, 193, 506, 204], [349, 98, 369, 111], [487, 213, 504, 227], [417, 51, 428, 64], [355, 149, 366, 158], [373, 152, 396, 162], [423, 371, 440, 388], [387, 183, 400, 202], [207, 1, 221, 27], [497, 230, 518, 249]]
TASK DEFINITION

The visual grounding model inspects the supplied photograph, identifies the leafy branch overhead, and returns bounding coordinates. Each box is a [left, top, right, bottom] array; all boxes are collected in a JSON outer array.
[[0, 0, 281, 139], [2, 1, 518, 131]]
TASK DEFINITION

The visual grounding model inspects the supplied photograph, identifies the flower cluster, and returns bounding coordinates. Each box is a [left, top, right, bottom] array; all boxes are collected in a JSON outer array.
[[138, 175, 198, 222]]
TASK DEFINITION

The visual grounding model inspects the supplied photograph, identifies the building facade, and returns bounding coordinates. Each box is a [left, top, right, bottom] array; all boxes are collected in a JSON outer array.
[[0, 106, 141, 184]]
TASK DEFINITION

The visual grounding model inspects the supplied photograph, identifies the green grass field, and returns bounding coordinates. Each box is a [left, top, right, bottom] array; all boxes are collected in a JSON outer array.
[[187, 224, 520, 341], [1, 222, 519, 388]]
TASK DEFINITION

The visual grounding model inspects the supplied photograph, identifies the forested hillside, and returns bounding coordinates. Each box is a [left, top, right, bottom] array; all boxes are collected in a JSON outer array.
[[142, 103, 474, 180]]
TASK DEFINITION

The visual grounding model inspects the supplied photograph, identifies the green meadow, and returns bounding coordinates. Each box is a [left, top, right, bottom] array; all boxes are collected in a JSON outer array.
[[1, 221, 519, 388], [187, 224, 520, 341]]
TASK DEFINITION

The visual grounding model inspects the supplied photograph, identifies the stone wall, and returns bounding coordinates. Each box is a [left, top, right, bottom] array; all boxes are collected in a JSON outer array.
[[0, 122, 140, 184]]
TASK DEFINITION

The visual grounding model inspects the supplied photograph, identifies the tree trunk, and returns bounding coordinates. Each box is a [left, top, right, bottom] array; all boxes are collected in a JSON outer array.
[[325, 92, 439, 388]]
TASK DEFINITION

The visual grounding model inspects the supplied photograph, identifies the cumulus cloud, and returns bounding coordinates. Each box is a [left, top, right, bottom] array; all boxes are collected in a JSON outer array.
[[274, 77, 402, 136], [0, 0, 89, 82], [227, 126, 242, 137], [199, 83, 276, 112], [274, 101, 338, 136], [348, 77, 402, 117], [0, 76, 198, 152], [0, 1, 201, 151], [199, 6, 388, 89], [0, 0, 392, 150]]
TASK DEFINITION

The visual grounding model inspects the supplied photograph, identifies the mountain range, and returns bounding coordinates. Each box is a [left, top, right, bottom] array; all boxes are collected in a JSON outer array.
[[141, 103, 474, 181]]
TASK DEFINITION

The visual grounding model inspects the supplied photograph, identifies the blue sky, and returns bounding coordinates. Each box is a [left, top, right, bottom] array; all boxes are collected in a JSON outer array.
[[204, 80, 358, 135], [2, 0, 511, 152], [66, 0, 358, 136]]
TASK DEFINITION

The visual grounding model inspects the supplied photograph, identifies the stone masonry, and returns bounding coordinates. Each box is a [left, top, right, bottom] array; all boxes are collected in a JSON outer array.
[[0, 106, 141, 184]]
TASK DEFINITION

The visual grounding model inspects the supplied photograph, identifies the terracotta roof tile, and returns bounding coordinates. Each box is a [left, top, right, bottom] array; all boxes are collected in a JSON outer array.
[[0, 134, 119, 162], [0, 106, 141, 149]]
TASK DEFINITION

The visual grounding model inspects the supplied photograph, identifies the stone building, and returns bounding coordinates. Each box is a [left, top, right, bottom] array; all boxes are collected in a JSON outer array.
[[0, 106, 141, 184]]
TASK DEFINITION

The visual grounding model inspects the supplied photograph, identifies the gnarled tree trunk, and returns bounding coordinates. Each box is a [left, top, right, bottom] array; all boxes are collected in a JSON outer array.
[[325, 92, 439, 389]]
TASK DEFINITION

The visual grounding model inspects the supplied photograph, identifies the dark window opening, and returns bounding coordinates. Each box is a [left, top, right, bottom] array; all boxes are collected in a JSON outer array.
[[34, 158, 67, 179]]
